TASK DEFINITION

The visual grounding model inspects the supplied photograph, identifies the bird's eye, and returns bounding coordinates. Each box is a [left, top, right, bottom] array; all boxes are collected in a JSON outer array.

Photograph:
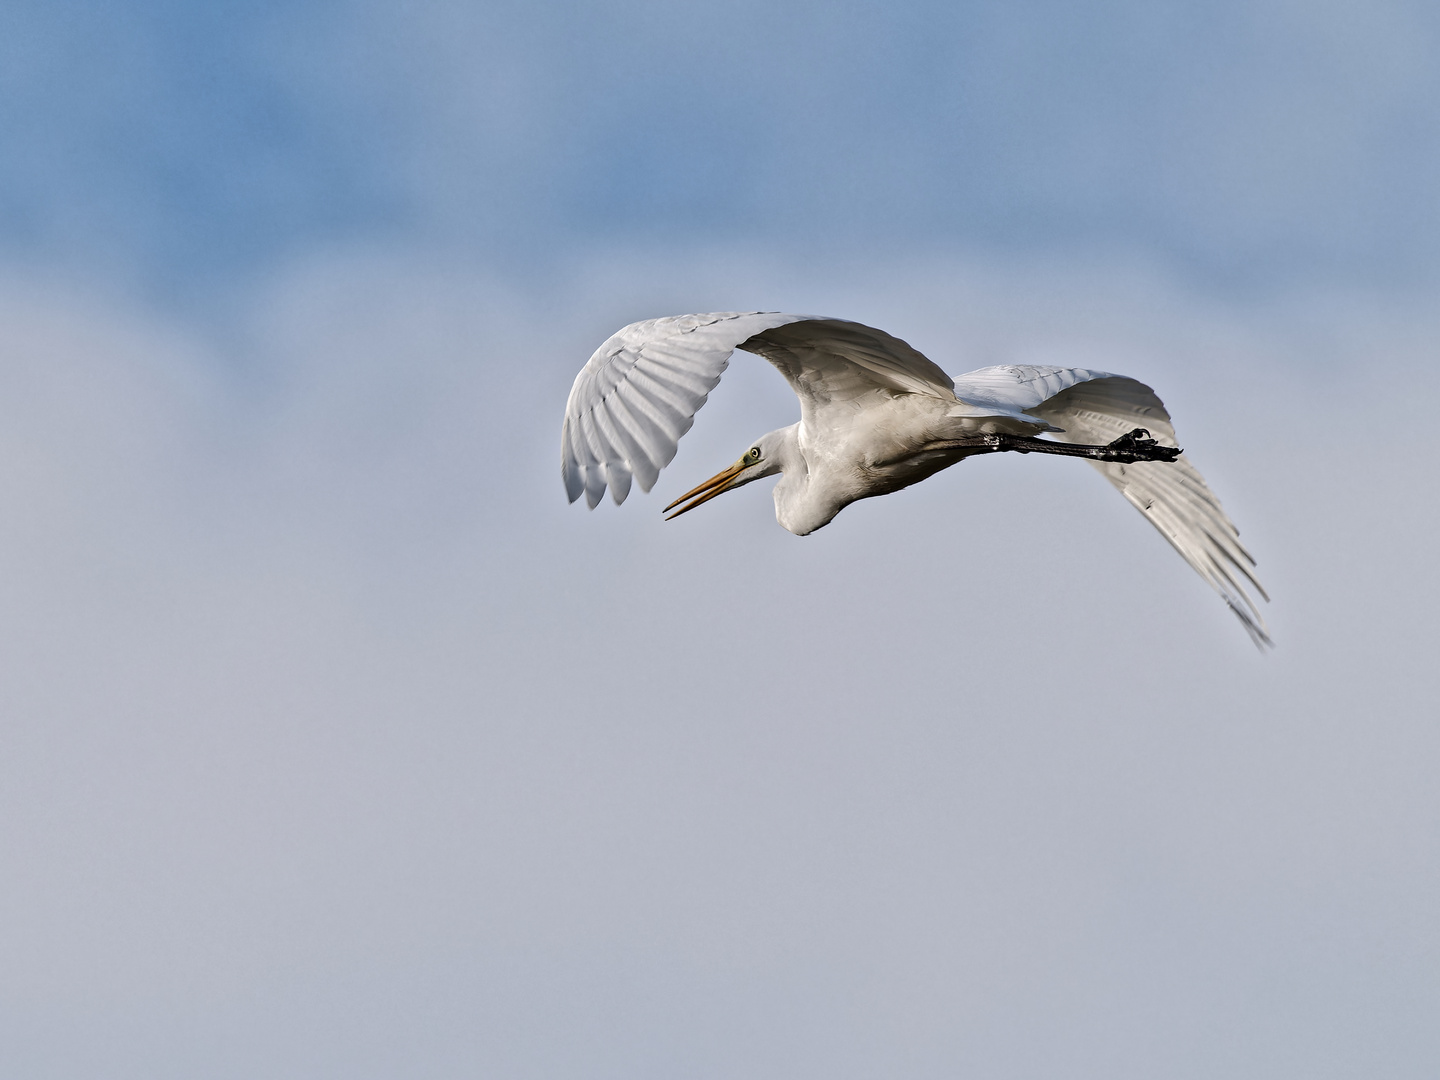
[[748, 447, 761, 460]]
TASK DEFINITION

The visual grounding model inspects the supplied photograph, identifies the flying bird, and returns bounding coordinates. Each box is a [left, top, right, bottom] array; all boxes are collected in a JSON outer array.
[[561, 312, 1269, 645]]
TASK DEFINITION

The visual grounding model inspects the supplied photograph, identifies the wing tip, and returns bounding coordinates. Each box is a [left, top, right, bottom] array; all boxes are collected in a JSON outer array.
[[562, 461, 585, 504], [1232, 601, 1274, 651]]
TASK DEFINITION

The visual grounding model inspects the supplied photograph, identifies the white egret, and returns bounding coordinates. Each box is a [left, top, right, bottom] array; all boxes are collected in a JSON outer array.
[[561, 312, 1269, 645]]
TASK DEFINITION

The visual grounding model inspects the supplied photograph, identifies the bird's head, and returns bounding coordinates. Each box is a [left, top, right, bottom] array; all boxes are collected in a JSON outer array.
[[663, 429, 786, 520]]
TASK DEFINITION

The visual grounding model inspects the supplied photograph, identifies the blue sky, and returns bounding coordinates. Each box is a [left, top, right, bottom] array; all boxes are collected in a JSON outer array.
[[2, 3, 1439, 1078], [7, 0, 1440, 295]]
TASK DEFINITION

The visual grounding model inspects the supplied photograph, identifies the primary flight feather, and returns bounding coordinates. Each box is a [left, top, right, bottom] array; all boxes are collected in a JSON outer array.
[[561, 312, 1269, 645]]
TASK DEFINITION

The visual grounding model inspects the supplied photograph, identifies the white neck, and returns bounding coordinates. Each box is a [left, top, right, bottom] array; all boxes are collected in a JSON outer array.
[[768, 424, 844, 536]]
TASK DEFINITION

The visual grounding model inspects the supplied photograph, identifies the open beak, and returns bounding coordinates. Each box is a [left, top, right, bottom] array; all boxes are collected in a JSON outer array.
[[663, 459, 749, 519]]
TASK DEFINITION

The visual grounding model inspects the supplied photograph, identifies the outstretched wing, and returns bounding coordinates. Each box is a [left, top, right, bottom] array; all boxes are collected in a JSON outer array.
[[953, 363, 1110, 412], [737, 318, 956, 423], [562, 313, 957, 507], [562, 313, 807, 507], [957, 364, 1271, 646]]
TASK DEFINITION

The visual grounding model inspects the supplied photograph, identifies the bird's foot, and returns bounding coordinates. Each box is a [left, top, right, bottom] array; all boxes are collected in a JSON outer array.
[[1100, 428, 1181, 463]]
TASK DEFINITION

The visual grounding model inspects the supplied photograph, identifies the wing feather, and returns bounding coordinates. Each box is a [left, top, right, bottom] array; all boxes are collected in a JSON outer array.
[[588, 399, 645, 505], [623, 366, 700, 427], [738, 318, 956, 418], [952, 364, 1111, 412], [633, 355, 721, 398], [562, 312, 813, 506], [605, 389, 667, 490], [574, 409, 611, 509], [615, 381, 686, 444], [1014, 370, 1271, 645], [560, 418, 585, 503]]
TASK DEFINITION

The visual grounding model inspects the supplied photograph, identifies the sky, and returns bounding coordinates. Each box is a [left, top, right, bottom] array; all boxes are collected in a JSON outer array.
[[2, 2, 1439, 1078]]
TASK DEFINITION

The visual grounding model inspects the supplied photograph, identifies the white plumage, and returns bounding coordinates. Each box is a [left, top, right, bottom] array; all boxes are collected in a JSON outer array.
[[562, 312, 1269, 645]]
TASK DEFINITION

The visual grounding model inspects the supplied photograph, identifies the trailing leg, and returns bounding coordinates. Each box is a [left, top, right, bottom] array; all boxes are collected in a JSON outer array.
[[929, 427, 1182, 464]]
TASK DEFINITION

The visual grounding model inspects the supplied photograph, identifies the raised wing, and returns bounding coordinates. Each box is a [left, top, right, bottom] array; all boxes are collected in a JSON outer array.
[[738, 318, 956, 421], [953, 363, 1109, 412], [960, 364, 1271, 646], [562, 312, 807, 507], [563, 313, 957, 508]]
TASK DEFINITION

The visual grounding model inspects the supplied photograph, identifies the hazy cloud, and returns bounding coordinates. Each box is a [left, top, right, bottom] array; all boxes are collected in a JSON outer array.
[[0, 253, 1436, 1076]]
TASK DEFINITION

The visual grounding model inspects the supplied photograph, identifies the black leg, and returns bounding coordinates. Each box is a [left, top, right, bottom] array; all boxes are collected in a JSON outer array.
[[930, 428, 1182, 464]]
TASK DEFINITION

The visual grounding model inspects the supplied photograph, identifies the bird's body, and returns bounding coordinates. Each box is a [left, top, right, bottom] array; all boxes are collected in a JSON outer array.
[[755, 407, 987, 535], [562, 312, 1270, 644]]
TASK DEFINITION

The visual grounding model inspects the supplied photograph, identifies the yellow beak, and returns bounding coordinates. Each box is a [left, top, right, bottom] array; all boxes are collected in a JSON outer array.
[[663, 458, 750, 519]]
